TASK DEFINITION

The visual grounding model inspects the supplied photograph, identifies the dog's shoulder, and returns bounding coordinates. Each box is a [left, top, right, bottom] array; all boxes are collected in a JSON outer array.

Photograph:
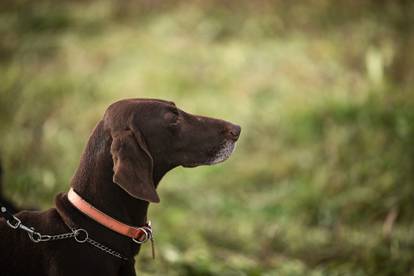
[[14, 208, 68, 234]]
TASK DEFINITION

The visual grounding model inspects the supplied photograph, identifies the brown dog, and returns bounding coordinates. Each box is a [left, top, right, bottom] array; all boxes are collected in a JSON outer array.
[[0, 99, 241, 276]]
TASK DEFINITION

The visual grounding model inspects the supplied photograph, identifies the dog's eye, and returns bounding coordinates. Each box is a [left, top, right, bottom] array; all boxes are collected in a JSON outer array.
[[164, 111, 179, 125]]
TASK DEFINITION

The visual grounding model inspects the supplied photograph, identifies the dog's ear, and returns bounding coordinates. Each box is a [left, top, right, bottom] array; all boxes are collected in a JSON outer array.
[[110, 129, 160, 203]]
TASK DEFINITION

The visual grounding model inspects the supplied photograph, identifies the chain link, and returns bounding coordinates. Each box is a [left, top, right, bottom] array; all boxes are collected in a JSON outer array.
[[49, 232, 77, 241], [87, 237, 127, 260], [2, 208, 128, 260]]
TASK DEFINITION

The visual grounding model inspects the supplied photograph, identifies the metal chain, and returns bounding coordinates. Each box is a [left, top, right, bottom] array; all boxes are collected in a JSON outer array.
[[87, 237, 127, 260], [48, 232, 77, 241], [1, 206, 128, 260]]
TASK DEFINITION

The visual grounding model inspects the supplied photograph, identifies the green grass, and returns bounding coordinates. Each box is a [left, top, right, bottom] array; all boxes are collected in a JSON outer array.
[[1, 1, 413, 275]]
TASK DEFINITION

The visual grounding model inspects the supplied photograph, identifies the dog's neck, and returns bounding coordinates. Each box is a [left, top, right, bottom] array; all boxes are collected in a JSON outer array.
[[69, 121, 171, 227], [55, 121, 174, 259]]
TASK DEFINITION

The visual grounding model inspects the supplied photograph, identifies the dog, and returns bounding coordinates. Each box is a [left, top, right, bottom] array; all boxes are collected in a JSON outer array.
[[0, 98, 241, 276]]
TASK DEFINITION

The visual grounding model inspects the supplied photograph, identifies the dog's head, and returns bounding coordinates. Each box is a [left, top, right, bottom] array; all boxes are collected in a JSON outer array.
[[103, 99, 241, 203]]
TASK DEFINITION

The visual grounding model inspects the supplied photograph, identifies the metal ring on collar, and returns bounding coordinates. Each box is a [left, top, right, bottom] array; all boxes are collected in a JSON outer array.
[[132, 228, 149, 244], [29, 231, 42, 243], [74, 228, 89, 243]]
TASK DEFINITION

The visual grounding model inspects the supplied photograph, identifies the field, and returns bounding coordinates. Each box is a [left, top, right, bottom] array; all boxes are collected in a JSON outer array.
[[0, 1, 413, 275]]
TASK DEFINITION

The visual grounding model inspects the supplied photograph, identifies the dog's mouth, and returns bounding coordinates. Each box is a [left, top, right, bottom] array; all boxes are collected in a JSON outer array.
[[182, 139, 237, 168], [188, 140, 237, 167], [207, 140, 236, 165]]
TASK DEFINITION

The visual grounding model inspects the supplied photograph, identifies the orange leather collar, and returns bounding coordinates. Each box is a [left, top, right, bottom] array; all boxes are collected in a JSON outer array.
[[67, 188, 151, 241]]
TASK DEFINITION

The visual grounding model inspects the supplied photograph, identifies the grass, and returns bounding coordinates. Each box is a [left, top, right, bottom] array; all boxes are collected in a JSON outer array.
[[0, 1, 413, 275]]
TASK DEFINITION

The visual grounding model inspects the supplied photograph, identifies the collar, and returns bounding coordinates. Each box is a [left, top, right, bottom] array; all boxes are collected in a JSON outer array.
[[67, 188, 152, 243]]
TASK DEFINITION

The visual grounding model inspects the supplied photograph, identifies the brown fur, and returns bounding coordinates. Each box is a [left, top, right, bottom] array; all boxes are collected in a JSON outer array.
[[0, 99, 241, 276]]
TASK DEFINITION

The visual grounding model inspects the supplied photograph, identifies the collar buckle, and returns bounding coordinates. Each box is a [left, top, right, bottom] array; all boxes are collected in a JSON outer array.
[[132, 221, 153, 244]]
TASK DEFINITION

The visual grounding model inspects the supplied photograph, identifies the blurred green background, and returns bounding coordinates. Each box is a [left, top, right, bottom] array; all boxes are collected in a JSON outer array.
[[1, 0, 414, 275]]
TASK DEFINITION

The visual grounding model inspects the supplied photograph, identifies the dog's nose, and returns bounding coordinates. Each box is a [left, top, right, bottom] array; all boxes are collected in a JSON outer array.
[[227, 124, 241, 141]]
